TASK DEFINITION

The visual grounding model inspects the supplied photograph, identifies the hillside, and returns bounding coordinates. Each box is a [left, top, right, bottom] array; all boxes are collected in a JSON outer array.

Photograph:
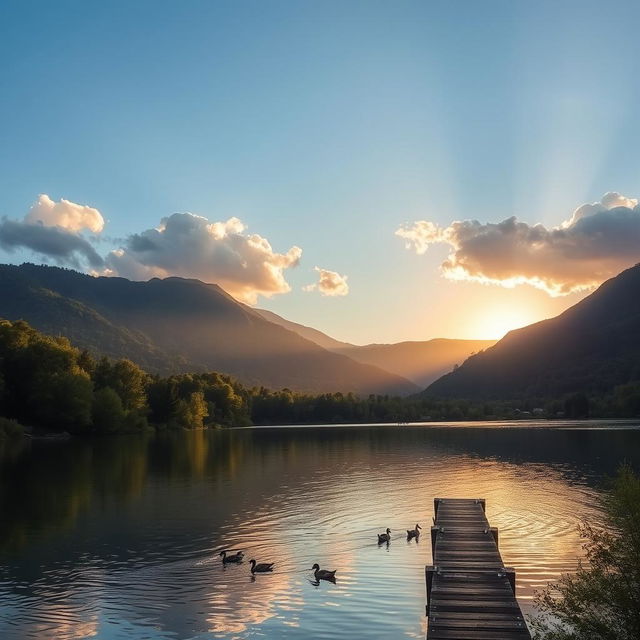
[[255, 308, 494, 387], [336, 339, 496, 388], [254, 308, 354, 351], [425, 263, 640, 400], [0, 264, 418, 395], [0, 267, 186, 373]]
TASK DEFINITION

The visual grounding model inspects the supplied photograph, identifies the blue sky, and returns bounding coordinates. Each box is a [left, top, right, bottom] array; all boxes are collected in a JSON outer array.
[[2, 1, 640, 343]]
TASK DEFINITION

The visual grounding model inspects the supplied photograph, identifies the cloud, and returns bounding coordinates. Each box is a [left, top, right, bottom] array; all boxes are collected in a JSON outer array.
[[25, 194, 104, 232], [303, 266, 349, 297], [0, 218, 104, 268], [396, 192, 640, 296], [0, 196, 304, 303], [0, 195, 105, 268], [105, 213, 302, 304]]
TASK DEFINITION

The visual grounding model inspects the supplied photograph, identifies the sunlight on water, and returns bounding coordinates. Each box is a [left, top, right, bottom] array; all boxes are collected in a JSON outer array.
[[1, 422, 638, 639]]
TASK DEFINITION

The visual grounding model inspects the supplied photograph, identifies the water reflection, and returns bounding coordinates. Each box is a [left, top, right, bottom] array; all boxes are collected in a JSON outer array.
[[0, 422, 639, 639]]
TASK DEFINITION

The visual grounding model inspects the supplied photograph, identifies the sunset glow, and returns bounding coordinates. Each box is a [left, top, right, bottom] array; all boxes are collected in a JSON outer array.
[[472, 306, 543, 340], [2, 4, 640, 640]]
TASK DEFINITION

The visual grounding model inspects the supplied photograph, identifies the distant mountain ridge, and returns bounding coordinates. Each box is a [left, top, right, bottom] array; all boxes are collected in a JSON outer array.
[[257, 307, 495, 387], [0, 264, 418, 396], [254, 308, 354, 351], [425, 263, 640, 400], [334, 339, 497, 388]]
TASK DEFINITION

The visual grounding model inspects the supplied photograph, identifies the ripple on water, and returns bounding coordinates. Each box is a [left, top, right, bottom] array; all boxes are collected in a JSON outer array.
[[1, 423, 636, 639]]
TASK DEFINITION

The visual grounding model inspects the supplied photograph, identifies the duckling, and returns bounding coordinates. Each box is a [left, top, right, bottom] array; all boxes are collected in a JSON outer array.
[[407, 524, 422, 540], [312, 563, 337, 581], [249, 559, 274, 574], [219, 550, 244, 563], [377, 528, 391, 543]]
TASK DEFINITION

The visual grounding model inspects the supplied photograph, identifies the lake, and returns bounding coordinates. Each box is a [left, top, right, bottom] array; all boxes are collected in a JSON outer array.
[[1, 421, 639, 639]]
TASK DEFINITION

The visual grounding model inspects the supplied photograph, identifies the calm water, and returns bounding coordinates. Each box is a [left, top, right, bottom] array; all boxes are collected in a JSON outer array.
[[1, 421, 639, 640]]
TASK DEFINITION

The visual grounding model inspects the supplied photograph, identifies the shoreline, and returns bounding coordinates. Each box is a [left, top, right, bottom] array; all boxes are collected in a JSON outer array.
[[12, 417, 640, 441]]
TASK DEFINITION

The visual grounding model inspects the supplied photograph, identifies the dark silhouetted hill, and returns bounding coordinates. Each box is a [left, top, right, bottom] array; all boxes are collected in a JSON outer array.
[[255, 308, 494, 387], [0, 264, 418, 395], [335, 339, 497, 388], [425, 264, 640, 400]]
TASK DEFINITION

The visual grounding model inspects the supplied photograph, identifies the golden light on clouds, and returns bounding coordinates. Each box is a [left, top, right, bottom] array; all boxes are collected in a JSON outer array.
[[104, 213, 302, 304], [397, 192, 640, 298]]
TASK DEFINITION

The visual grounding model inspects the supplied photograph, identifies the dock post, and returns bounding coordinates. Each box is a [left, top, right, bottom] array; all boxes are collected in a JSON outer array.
[[426, 565, 435, 610], [430, 526, 439, 558], [505, 566, 516, 594], [490, 526, 499, 548], [434, 497, 443, 517]]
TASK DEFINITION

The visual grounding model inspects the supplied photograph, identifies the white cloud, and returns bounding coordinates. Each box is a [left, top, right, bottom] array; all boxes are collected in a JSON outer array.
[[106, 213, 302, 304], [303, 266, 349, 297], [0, 194, 105, 268], [396, 192, 640, 296], [25, 194, 104, 233]]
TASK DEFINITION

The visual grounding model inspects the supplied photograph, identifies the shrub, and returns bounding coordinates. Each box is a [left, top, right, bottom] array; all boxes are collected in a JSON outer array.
[[0, 417, 24, 439], [530, 465, 640, 639]]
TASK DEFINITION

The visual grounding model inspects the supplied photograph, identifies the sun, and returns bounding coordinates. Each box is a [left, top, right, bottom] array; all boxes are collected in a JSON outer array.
[[473, 307, 540, 340]]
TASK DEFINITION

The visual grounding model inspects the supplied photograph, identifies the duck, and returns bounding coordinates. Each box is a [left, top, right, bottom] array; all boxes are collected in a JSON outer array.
[[312, 563, 337, 581], [377, 528, 391, 543], [407, 524, 422, 540], [219, 550, 244, 563], [249, 559, 274, 574]]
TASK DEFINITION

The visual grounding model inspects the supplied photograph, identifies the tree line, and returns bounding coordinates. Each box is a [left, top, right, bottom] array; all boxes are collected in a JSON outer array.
[[0, 319, 249, 434], [3, 318, 640, 437]]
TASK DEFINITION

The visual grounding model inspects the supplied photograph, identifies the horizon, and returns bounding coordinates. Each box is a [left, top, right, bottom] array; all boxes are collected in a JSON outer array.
[[1, 260, 515, 344], [3, 1, 640, 344], [3, 5, 640, 640]]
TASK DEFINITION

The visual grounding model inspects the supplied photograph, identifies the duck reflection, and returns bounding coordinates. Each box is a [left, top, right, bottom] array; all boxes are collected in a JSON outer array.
[[0, 423, 639, 639]]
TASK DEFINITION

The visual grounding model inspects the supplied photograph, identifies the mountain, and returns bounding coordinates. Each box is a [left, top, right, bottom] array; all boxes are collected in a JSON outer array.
[[425, 263, 640, 400], [0, 264, 418, 396], [254, 308, 354, 351], [256, 308, 494, 387], [334, 340, 497, 388], [0, 266, 186, 372]]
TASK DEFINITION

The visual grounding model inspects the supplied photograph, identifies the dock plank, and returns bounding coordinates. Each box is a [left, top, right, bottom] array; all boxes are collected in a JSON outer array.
[[426, 498, 531, 639]]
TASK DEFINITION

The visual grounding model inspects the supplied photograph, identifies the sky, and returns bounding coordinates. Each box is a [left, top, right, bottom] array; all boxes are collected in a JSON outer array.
[[2, 0, 640, 344]]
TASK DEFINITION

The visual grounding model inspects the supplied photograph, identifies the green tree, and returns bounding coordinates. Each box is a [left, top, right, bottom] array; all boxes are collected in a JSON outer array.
[[94, 358, 148, 411], [613, 382, 640, 417], [174, 391, 208, 428], [77, 349, 96, 377], [530, 465, 640, 639], [31, 370, 94, 432], [0, 416, 23, 440], [147, 378, 179, 426], [92, 387, 126, 432], [564, 392, 589, 419]]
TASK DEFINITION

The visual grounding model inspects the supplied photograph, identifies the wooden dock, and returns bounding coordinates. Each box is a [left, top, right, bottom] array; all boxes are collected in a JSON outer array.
[[426, 498, 531, 639]]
